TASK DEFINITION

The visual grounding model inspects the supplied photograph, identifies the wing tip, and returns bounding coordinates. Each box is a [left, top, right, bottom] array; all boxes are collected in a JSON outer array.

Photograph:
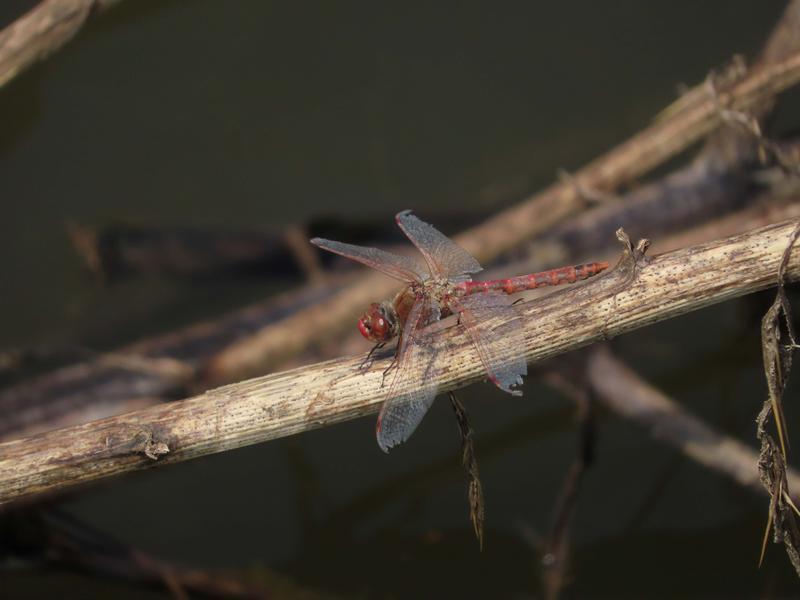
[[395, 209, 413, 223], [376, 418, 394, 453], [489, 373, 525, 396]]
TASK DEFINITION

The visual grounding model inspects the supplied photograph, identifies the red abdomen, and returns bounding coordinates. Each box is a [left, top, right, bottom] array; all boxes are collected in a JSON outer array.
[[459, 261, 609, 295]]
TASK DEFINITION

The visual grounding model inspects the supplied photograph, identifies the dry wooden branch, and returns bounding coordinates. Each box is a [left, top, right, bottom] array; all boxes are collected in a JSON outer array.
[[0, 277, 357, 441], [208, 50, 800, 383], [3, 171, 794, 444], [4, 22, 798, 440], [586, 346, 800, 500], [0, 0, 120, 88], [505, 177, 800, 281], [1, 219, 800, 507], [461, 52, 800, 260]]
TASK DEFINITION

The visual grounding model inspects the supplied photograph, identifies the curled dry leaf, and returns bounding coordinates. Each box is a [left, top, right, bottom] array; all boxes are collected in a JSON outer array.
[[758, 221, 800, 575]]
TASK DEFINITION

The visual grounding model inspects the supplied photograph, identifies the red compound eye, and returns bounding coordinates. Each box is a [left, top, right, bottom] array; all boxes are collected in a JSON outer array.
[[358, 317, 371, 339], [358, 304, 392, 342]]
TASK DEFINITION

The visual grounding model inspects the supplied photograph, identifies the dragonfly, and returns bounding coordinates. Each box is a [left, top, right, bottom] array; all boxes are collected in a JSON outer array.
[[311, 211, 608, 452]]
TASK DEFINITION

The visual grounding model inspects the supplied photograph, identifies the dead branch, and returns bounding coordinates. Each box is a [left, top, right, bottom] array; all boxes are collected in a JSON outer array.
[[0, 277, 355, 441], [1, 182, 796, 443], [4, 40, 798, 442], [205, 0, 800, 388], [4, 172, 795, 445], [586, 346, 800, 500], [1, 220, 800, 506], [0, 0, 121, 88], [207, 51, 800, 384], [511, 0, 800, 275], [504, 175, 800, 282], [460, 50, 800, 261]]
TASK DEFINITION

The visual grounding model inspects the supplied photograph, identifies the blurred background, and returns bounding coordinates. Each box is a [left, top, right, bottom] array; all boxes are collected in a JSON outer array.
[[2, 0, 800, 597]]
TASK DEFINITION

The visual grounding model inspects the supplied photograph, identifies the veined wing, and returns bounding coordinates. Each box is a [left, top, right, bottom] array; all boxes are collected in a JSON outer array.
[[376, 296, 443, 452], [450, 292, 527, 395], [395, 210, 482, 282], [310, 238, 427, 283]]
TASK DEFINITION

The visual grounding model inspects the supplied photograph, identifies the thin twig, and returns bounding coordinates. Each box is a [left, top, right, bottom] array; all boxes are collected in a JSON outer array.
[[586, 346, 800, 500], [539, 374, 594, 600], [2, 220, 800, 506]]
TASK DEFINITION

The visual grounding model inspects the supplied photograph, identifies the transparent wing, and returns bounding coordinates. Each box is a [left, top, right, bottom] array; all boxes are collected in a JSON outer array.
[[450, 292, 527, 395], [310, 237, 427, 283], [395, 210, 482, 282], [376, 297, 443, 452]]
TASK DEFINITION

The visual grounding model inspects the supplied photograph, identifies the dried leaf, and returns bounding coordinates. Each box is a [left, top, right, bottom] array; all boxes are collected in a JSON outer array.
[[757, 221, 800, 575], [449, 392, 484, 550]]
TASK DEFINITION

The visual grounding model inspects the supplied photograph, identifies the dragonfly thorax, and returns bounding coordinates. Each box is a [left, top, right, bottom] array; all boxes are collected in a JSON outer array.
[[422, 277, 457, 295], [417, 278, 459, 307]]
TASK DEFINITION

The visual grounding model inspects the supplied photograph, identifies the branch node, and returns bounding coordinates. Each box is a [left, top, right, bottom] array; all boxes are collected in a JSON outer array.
[[105, 427, 171, 461], [614, 227, 651, 272]]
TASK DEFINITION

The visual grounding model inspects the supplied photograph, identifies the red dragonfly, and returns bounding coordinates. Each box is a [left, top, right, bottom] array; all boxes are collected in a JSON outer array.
[[311, 211, 608, 452]]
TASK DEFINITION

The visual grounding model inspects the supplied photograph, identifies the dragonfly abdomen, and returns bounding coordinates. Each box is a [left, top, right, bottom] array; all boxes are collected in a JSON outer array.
[[459, 261, 609, 295]]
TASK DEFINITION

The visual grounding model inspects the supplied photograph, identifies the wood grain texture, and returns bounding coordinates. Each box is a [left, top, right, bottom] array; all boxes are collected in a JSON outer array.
[[1, 219, 799, 507]]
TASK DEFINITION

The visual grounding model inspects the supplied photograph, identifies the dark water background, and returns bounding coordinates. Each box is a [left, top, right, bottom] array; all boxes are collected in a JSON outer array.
[[2, 1, 799, 597]]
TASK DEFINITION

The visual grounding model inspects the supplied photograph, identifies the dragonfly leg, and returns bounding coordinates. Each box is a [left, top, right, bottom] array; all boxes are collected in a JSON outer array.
[[381, 356, 399, 388], [359, 342, 385, 372], [511, 298, 525, 306]]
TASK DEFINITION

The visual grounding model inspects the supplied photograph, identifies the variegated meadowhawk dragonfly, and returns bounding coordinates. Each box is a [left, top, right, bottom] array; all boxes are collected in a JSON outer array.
[[311, 211, 608, 452]]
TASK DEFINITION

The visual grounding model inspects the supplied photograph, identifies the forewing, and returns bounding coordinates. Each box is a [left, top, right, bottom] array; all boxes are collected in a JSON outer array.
[[451, 292, 527, 395], [310, 238, 427, 283], [395, 210, 482, 282], [376, 297, 443, 452]]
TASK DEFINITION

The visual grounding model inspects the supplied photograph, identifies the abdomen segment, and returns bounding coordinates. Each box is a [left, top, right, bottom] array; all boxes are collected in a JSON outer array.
[[459, 261, 609, 295]]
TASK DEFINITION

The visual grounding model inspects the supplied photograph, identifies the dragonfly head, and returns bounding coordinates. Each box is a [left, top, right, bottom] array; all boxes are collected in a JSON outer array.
[[358, 302, 397, 343]]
